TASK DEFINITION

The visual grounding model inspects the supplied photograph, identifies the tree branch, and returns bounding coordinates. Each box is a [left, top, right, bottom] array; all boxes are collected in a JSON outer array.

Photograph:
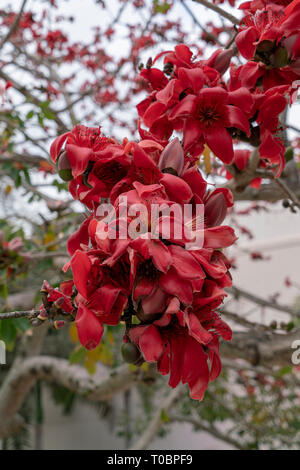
[[227, 286, 299, 317], [170, 415, 246, 450], [191, 0, 240, 25], [0, 0, 28, 50], [0, 356, 141, 439], [0, 309, 39, 321], [221, 328, 300, 367], [130, 385, 184, 450]]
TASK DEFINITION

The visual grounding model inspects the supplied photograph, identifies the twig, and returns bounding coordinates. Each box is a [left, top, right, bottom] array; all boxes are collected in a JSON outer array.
[[181, 0, 222, 45], [0, 310, 39, 320], [191, 0, 240, 25], [227, 286, 298, 316], [274, 177, 300, 209], [171, 415, 246, 450], [221, 309, 273, 331], [130, 385, 184, 450], [0, 0, 28, 50]]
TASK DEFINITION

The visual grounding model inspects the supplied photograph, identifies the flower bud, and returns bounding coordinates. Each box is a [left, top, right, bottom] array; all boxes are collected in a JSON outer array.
[[37, 308, 48, 321], [54, 297, 65, 309], [158, 138, 184, 176], [206, 48, 233, 75], [205, 192, 228, 227], [121, 342, 142, 364], [57, 150, 73, 181], [54, 320, 66, 330]]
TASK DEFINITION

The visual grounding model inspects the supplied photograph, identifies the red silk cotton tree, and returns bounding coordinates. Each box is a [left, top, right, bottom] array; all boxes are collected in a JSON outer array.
[[38, 0, 299, 401]]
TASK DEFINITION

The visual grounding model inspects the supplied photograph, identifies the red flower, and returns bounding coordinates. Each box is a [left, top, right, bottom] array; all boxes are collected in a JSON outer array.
[[169, 87, 250, 163]]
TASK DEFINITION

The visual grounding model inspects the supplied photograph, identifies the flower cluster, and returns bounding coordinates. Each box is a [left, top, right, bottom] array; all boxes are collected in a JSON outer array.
[[137, 0, 300, 178], [45, 124, 237, 400], [236, 0, 300, 89]]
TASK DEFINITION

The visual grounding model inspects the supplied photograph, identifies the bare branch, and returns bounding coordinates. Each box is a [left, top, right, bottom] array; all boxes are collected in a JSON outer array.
[[0, 0, 28, 50], [181, 0, 222, 45], [221, 328, 300, 367], [274, 177, 300, 209], [130, 385, 184, 450], [0, 357, 142, 438], [0, 69, 68, 132], [191, 0, 240, 25], [227, 286, 299, 317], [171, 415, 246, 450], [0, 309, 39, 321], [0, 153, 51, 168]]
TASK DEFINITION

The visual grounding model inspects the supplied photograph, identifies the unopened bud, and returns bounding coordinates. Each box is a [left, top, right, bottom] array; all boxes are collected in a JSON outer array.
[[57, 150, 73, 182], [54, 320, 66, 330], [206, 48, 233, 75], [121, 342, 142, 364], [37, 309, 48, 321], [158, 138, 184, 176], [54, 297, 65, 309]]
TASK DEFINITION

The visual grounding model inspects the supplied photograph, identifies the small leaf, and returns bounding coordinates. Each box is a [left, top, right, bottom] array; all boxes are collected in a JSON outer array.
[[69, 346, 86, 364], [160, 409, 170, 423], [0, 319, 17, 344], [278, 366, 293, 377]]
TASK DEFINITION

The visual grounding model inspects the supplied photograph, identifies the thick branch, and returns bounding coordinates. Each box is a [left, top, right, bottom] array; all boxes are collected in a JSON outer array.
[[221, 328, 300, 368], [0, 356, 140, 438]]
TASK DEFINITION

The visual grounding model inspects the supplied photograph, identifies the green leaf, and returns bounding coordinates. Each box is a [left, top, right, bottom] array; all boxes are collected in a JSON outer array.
[[13, 317, 30, 333], [43, 108, 55, 120], [26, 110, 34, 120], [0, 282, 8, 300], [69, 346, 86, 365], [0, 319, 17, 344], [22, 168, 31, 185], [278, 366, 293, 377]]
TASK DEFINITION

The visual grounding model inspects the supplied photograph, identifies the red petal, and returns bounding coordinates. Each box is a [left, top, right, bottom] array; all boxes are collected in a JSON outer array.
[[143, 101, 167, 128], [169, 95, 197, 120], [50, 132, 70, 162], [67, 217, 91, 256], [76, 304, 104, 350], [168, 245, 205, 280], [178, 67, 205, 94], [204, 226, 238, 248], [185, 312, 213, 345], [227, 105, 250, 136], [139, 325, 165, 362], [204, 127, 234, 164], [160, 173, 193, 203], [160, 268, 193, 304], [66, 144, 93, 178], [70, 250, 92, 299], [236, 27, 258, 60]]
